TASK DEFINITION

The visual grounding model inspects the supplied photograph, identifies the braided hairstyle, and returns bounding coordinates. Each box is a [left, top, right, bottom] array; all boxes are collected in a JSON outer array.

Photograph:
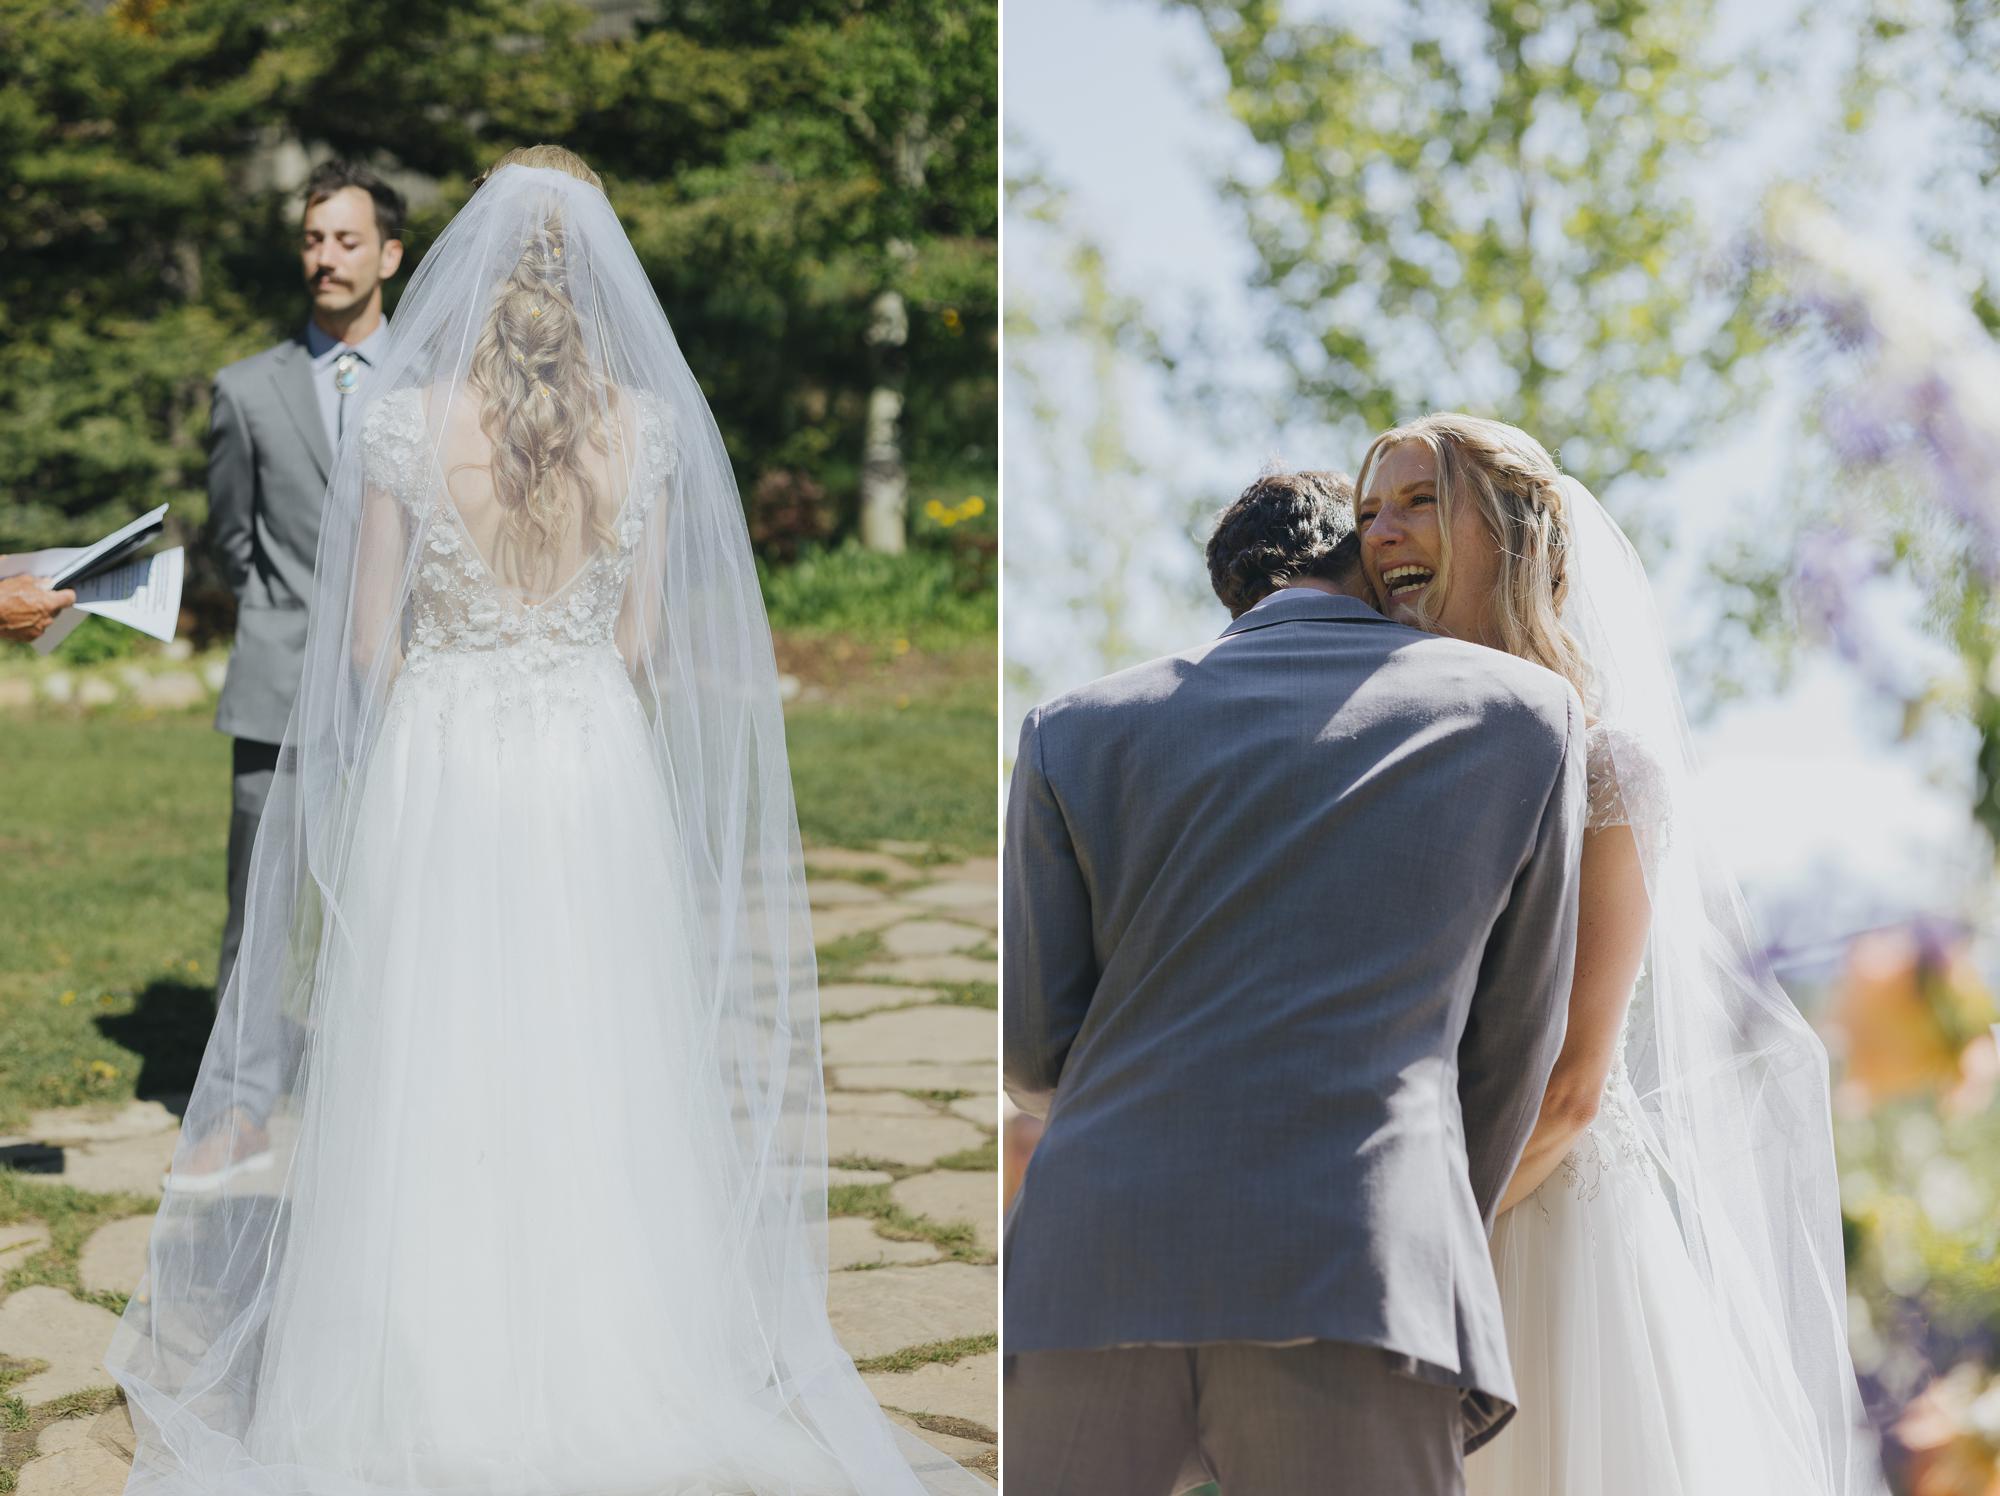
[[1355, 413, 1589, 701], [463, 145, 619, 594]]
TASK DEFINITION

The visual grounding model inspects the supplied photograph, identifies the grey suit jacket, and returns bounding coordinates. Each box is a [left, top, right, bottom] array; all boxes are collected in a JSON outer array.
[[1003, 591, 1586, 1449], [209, 331, 337, 744]]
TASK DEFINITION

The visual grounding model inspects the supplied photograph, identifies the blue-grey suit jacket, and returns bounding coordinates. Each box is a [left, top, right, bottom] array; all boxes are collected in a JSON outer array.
[[1003, 590, 1586, 1450], [208, 332, 337, 745]]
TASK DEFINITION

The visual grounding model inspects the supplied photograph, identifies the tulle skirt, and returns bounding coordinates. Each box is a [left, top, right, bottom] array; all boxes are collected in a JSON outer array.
[[213, 650, 848, 1494], [1468, 1098, 1825, 1496]]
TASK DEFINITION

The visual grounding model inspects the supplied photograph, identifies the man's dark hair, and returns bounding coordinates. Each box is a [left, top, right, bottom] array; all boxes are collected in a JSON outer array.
[[303, 160, 407, 245], [1205, 468, 1361, 617]]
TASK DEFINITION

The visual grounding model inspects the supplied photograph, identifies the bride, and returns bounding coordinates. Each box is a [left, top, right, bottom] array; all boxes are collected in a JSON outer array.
[[1350, 414, 1883, 1495], [107, 146, 985, 1496]]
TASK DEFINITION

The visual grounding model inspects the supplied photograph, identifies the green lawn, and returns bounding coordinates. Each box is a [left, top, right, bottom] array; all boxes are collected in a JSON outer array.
[[0, 638, 995, 1131]]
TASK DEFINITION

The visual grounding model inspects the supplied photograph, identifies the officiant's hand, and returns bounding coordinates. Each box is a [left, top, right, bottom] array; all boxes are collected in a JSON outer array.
[[0, 573, 75, 642]]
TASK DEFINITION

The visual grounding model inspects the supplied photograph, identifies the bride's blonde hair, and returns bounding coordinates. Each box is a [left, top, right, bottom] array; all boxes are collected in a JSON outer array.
[[463, 144, 618, 592], [1355, 412, 1590, 700]]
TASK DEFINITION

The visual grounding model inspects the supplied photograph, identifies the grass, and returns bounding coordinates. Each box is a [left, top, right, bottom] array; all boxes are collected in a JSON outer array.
[[0, 1172, 143, 1491], [825, 1181, 985, 1263], [784, 644, 996, 856], [0, 1173, 153, 1315], [0, 635, 994, 1131], [936, 1138, 998, 1172], [851, 1332, 997, 1375], [933, 982, 997, 1010]]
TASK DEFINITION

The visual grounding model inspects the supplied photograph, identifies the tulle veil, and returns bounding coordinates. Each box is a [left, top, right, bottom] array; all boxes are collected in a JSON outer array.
[[1559, 475, 1885, 1493], [105, 162, 986, 1495]]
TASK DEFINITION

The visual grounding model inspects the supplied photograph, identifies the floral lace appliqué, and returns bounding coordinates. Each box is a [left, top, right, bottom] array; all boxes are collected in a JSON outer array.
[[358, 386, 673, 688]]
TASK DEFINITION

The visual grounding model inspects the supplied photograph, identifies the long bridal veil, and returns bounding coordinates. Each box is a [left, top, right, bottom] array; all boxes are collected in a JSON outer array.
[[1558, 476, 1885, 1494], [107, 162, 984, 1495]]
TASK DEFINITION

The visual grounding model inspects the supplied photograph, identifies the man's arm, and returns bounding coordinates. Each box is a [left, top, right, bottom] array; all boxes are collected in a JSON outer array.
[[207, 375, 256, 599], [1002, 704, 1098, 1117], [1458, 688, 1588, 1227]]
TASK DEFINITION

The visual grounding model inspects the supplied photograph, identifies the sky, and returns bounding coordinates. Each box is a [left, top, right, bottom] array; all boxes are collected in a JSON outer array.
[[1002, 0, 1993, 959]]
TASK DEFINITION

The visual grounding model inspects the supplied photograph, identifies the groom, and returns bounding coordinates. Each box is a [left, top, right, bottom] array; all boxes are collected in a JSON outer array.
[[186, 161, 405, 1181], [1003, 468, 1587, 1493]]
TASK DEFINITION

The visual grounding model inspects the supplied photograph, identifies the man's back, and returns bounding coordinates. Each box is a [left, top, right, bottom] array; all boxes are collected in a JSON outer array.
[[1004, 590, 1585, 1422]]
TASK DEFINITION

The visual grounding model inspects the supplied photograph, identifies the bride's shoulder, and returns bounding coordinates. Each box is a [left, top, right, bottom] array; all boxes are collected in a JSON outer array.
[[1584, 720, 1672, 833]]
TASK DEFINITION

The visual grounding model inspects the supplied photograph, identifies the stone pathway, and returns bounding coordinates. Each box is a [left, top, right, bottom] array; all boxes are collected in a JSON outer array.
[[0, 845, 998, 1490]]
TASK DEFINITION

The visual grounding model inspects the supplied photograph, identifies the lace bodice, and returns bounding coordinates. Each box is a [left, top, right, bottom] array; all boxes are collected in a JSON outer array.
[[359, 385, 676, 674], [1552, 722, 1675, 1202]]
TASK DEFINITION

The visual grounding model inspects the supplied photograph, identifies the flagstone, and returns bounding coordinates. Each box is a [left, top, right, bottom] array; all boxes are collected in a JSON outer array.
[[826, 1090, 938, 1118], [0, 1222, 52, 1273], [78, 1215, 155, 1298], [888, 1411, 996, 1481], [864, 1351, 999, 1434], [891, 1171, 999, 1254], [811, 903, 918, 942], [24, 1101, 178, 1146], [0, 1287, 122, 1403], [831, 1063, 996, 1094], [946, 1096, 997, 1129], [902, 881, 994, 913], [880, 920, 987, 958], [825, 1262, 995, 1362], [826, 1218, 940, 1270], [929, 857, 998, 887], [828, 1112, 986, 1168], [818, 982, 938, 1018], [13, 1129, 177, 1199], [820, 1007, 995, 1067], [17, 1407, 135, 1496], [807, 879, 887, 908]]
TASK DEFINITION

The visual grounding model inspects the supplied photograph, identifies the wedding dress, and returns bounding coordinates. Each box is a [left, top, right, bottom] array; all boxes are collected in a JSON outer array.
[[1465, 481, 1883, 1496], [1469, 725, 1817, 1496], [106, 163, 984, 1496]]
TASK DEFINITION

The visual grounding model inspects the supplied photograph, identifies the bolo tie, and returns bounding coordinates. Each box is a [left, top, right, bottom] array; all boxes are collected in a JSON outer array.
[[335, 351, 363, 437]]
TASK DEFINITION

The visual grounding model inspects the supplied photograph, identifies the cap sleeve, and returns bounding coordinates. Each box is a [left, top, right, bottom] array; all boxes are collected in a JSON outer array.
[[359, 386, 429, 514]]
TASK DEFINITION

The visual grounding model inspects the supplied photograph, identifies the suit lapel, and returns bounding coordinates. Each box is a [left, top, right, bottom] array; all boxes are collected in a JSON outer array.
[[273, 337, 333, 482]]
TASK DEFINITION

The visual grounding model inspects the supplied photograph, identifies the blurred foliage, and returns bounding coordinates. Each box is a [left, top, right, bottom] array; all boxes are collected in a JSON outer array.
[[1164, 0, 1760, 495], [0, 0, 996, 588], [1002, 156, 1214, 727], [758, 522, 994, 645]]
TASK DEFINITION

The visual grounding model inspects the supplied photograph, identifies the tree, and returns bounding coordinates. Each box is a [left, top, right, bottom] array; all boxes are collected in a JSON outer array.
[[0, 0, 996, 584], [1164, 0, 1755, 493]]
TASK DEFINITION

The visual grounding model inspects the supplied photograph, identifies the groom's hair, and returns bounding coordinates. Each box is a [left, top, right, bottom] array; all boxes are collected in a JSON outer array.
[[303, 161, 407, 246], [1206, 469, 1360, 617]]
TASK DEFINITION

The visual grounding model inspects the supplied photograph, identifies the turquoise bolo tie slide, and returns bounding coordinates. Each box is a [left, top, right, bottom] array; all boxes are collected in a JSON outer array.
[[334, 352, 361, 394]]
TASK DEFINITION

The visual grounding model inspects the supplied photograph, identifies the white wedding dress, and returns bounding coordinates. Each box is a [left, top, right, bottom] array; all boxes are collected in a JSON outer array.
[[1466, 725, 1831, 1496], [233, 388, 843, 1492], [110, 163, 984, 1496]]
